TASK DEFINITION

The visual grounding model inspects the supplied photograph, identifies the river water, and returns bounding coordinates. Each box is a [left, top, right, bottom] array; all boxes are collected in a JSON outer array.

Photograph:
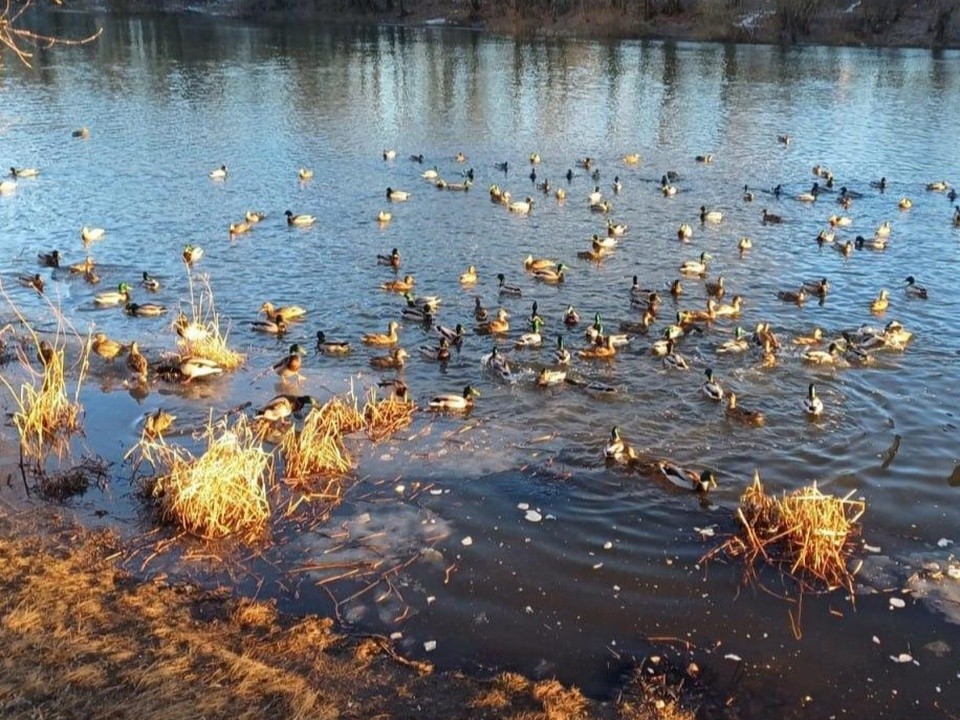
[[2, 12, 960, 717]]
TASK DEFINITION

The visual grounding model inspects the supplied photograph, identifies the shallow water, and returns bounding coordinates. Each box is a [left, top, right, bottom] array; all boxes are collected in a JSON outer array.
[[2, 12, 960, 716]]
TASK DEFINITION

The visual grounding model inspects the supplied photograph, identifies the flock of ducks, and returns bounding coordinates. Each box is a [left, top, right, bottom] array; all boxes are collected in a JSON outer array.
[[6, 139, 955, 494]]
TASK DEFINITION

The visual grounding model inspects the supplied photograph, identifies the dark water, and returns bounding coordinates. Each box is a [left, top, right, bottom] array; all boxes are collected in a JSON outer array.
[[2, 12, 960, 717]]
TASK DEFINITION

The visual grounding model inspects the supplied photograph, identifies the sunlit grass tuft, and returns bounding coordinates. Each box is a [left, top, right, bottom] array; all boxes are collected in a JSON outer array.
[[176, 271, 245, 371]]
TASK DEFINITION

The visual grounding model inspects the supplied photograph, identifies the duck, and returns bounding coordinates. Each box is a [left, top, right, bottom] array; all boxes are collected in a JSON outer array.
[[420, 337, 451, 362], [927, 180, 949, 192], [386, 187, 411, 202], [677, 222, 693, 240], [174, 313, 208, 343], [515, 317, 545, 349], [680, 252, 710, 276], [668, 279, 684, 298], [537, 368, 567, 387], [10, 167, 39, 178], [529, 153, 542, 164], [377, 210, 392, 224], [577, 239, 610, 262], [871, 177, 888, 191], [875, 220, 892, 238], [725, 393, 764, 426], [563, 305, 581, 326], [178, 356, 225, 383], [753, 322, 781, 352], [622, 153, 641, 165], [38, 250, 61, 268], [620, 310, 655, 335], [255, 394, 315, 422], [182, 245, 203, 264], [410, 154, 425, 164], [870, 289, 890, 313], [382, 275, 416, 293], [298, 167, 314, 181], [612, 176, 623, 194], [0, 179, 16, 193], [260, 302, 307, 322], [716, 327, 750, 354], [94, 282, 132, 306], [429, 323, 463, 347], [229, 221, 252, 236], [125, 302, 168, 317], [883, 320, 913, 348], [553, 335, 572, 365], [421, 166, 439, 180], [777, 134, 791, 145], [91, 332, 126, 361], [523, 255, 555, 272], [578, 335, 617, 360], [904, 276, 928, 299], [481, 345, 513, 380], [705, 275, 725, 299], [382, 149, 397, 161], [629, 276, 652, 301], [854, 234, 887, 251], [245, 210, 267, 224], [738, 236, 753, 253], [273, 343, 306, 379], [743, 184, 755, 202], [474, 297, 489, 322], [797, 182, 820, 202], [803, 278, 829, 298], [658, 462, 717, 493], [362, 321, 400, 346], [650, 333, 673, 357], [126, 341, 148, 379], [710, 295, 742, 319], [533, 263, 566, 284], [459, 265, 478, 284], [497, 273, 523, 297], [679, 299, 717, 325], [701, 368, 724, 401], [804, 383, 824, 417], [836, 240, 854, 258], [585, 313, 604, 344], [661, 176, 678, 196], [209, 164, 227, 180], [285, 210, 316, 227], [251, 315, 287, 335], [604, 426, 637, 463], [777, 287, 808, 305], [793, 327, 824, 346], [377, 248, 401, 268], [141, 271, 161, 292], [591, 233, 618, 251], [695, 153, 714, 163], [143, 409, 175, 439], [315, 331, 351, 354], [662, 342, 689, 370], [476, 308, 510, 335], [828, 215, 852, 227], [802, 342, 840, 365], [403, 292, 441, 315], [576, 157, 593, 169], [955, 205, 960, 227], [898, 197, 913, 210], [429, 385, 479, 412], [816, 229, 836, 245], [370, 347, 409, 370], [607, 218, 628, 236], [18, 273, 44, 293], [700, 205, 723, 223], [80, 227, 105, 244], [508, 197, 534, 214], [555, 188, 567, 201], [761, 208, 783, 224]]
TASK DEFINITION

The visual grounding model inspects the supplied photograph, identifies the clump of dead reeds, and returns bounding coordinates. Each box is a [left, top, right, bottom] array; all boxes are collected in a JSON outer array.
[[280, 406, 354, 480], [177, 271, 245, 371], [363, 387, 416, 442], [312, 393, 365, 436], [712, 471, 864, 592], [37, 457, 109, 500], [142, 415, 272, 540]]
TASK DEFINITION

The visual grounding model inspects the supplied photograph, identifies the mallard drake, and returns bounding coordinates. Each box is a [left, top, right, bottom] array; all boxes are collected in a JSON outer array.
[[629, 276, 652, 301], [298, 167, 314, 180], [927, 180, 949, 192], [476, 308, 510, 335], [137, 271, 160, 292], [38, 250, 60, 268], [362, 321, 400, 345], [797, 183, 820, 203], [761, 208, 783, 224], [508, 197, 534, 214], [804, 383, 824, 416], [553, 335, 572, 365], [661, 176, 678, 196], [662, 342, 689, 370], [274, 343, 306, 379], [777, 287, 808, 305], [622, 153, 641, 165], [144, 409, 175, 439], [604, 426, 637, 463], [658, 462, 717, 493], [578, 335, 617, 360], [245, 210, 266, 224], [515, 317, 545, 349], [285, 210, 316, 227], [650, 333, 673, 357], [251, 315, 287, 334], [700, 205, 723, 223], [10, 167, 39, 178], [173, 313, 208, 342], [481, 345, 512, 380], [229, 221, 252, 236], [563, 305, 580, 326], [793, 327, 824, 346], [382, 149, 397, 160], [537, 368, 567, 387], [590, 199, 613, 214], [459, 265, 478, 284], [701, 368, 724, 401], [0, 179, 16, 193], [870, 289, 890, 313], [828, 215, 852, 227], [260, 301, 307, 322], [72, 126, 91, 138], [19, 273, 44, 293], [607, 220, 628, 238], [80, 227, 105, 244], [377, 210, 392, 224], [612, 176, 623, 194], [182, 245, 203, 264], [533, 263, 566, 284], [816, 229, 836, 245], [695, 154, 714, 164], [436, 323, 466, 344], [716, 327, 750, 354], [743, 184, 755, 202], [898, 197, 912, 210], [377, 248, 401, 268], [382, 275, 416, 293], [680, 252, 710, 276], [883, 320, 913, 348], [726, 393, 764, 426], [904, 276, 928, 299], [802, 342, 840, 365], [91, 333, 126, 361], [585, 312, 604, 344], [315, 331, 351, 354], [705, 275, 725, 299], [95, 282, 132, 306], [126, 341, 148, 379], [126, 302, 168, 317], [737, 237, 753, 254], [255, 394, 314, 422], [587, 186, 602, 205], [873, 221, 892, 239], [370, 347, 409, 370], [497, 273, 522, 297], [429, 385, 479, 412], [209, 164, 227, 180], [419, 338, 451, 362], [387, 187, 411, 201], [179, 356, 225, 382]]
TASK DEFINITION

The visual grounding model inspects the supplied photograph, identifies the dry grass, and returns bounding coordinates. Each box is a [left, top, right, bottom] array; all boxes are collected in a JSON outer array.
[[616, 660, 699, 720], [280, 406, 354, 479], [177, 271, 245, 371], [710, 471, 865, 592], [532, 678, 589, 720], [37, 457, 109, 500], [313, 392, 365, 435], [363, 387, 417, 442], [141, 416, 273, 541]]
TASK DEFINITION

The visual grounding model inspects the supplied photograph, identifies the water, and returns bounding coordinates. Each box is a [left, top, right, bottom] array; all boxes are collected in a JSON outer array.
[[2, 12, 960, 716]]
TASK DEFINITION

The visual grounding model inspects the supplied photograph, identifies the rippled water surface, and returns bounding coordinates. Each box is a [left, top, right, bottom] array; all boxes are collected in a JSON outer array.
[[2, 13, 960, 716]]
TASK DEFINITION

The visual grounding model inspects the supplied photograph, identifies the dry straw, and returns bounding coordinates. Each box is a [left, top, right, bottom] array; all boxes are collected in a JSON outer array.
[[712, 471, 865, 592], [363, 387, 416, 442], [177, 270, 245, 370], [280, 407, 355, 479], [143, 415, 272, 540]]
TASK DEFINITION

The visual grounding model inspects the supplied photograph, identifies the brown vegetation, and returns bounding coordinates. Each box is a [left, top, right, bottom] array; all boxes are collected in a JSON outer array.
[[177, 271, 245, 371], [0, 0, 102, 67]]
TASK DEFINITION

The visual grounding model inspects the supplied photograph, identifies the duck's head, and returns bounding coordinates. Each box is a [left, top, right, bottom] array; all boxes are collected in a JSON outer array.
[[316, 330, 327, 342], [290, 344, 306, 355], [463, 385, 480, 399], [696, 470, 718, 492], [119, 282, 132, 293], [497, 273, 507, 284], [387, 321, 399, 332], [905, 275, 916, 285], [610, 426, 621, 441], [557, 335, 565, 349], [808, 383, 818, 399], [593, 312, 602, 327], [704, 367, 715, 381]]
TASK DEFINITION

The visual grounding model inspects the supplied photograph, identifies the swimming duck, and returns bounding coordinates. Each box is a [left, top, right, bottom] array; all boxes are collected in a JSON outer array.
[[141, 271, 161, 292], [883, 320, 913, 348], [19, 273, 44, 293], [955, 205, 960, 227], [508, 197, 534, 214], [476, 308, 510, 335], [871, 177, 888, 191], [0, 179, 16, 193], [533, 263, 566, 284], [523, 255, 555, 273], [261, 302, 307, 322], [421, 166, 439, 180], [777, 287, 808, 305], [251, 315, 287, 334], [680, 252, 710, 276], [705, 275, 725, 299], [245, 210, 267, 224], [553, 335, 572, 365], [629, 276, 652, 301], [836, 240, 854, 258], [95, 282, 132, 306], [695, 154, 714, 164], [658, 462, 717, 493], [714, 295, 744, 318], [725, 393, 764, 426], [474, 297, 489, 322], [677, 223, 693, 240], [80, 227, 105, 244], [898, 197, 912, 210], [481, 345, 512, 381], [420, 338, 451, 363], [298, 167, 313, 181], [668, 279, 684, 298], [362, 321, 400, 346], [529, 153, 541, 165], [816, 229, 836, 245], [777, 134, 791, 145], [256, 394, 315, 422], [578, 335, 617, 360], [793, 327, 824, 346], [383, 149, 397, 160], [761, 208, 783, 224], [743, 184, 755, 202], [679, 299, 717, 325], [604, 426, 637, 463], [209, 164, 227, 180], [804, 383, 824, 417], [622, 153, 641, 165], [38, 250, 60, 268], [377, 210, 392, 224], [870, 289, 890, 313], [125, 302, 168, 317], [144, 409, 175, 439], [701, 368, 724, 402], [585, 313, 604, 344], [661, 176, 678, 196], [904, 276, 928, 299], [386, 187, 412, 202], [716, 327, 750, 354], [382, 275, 416, 293], [126, 341, 148, 379], [182, 245, 203, 264], [612, 176, 623, 194], [590, 200, 614, 214], [587, 186, 603, 205], [797, 183, 819, 203], [370, 347, 409, 370], [429, 385, 480, 412], [662, 342, 689, 370], [555, 188, 567, 201], [459, 265, 478, 284], [576, 157, 593, 169], [564, 305, 581, 326], [179, 356, 225, 383], [497, 273, 523, 297], [738, 236, 753, 253], [91, 333, 126, 361], [173, 313, 208, 343], [377, 248, 401, 268], [315, 331, 351, 355], [430, 324, 462, 346], [802, 342, 840, 365], [229, 221, 252, 236], [274, 343, 306, 379], [927, 180, 949, 192], [11, 167, 39, 178], [285, 210, 316, 227], [700, 206, 723, 223], [607, 218, 628, 236], [536, 368, 567, 387], [515, 317, 545, 349]]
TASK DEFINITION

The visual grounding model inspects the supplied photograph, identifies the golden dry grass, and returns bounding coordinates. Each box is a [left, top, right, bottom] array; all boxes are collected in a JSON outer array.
[[177, 271, 245, 371], [142, 416, 273, 541], [363, 387, 417, 442], [280, 406, 354, 479], [712, 471, 865, 592]]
